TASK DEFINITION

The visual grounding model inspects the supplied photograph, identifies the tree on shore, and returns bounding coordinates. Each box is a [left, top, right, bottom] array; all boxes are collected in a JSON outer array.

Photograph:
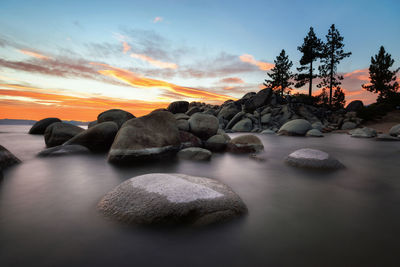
[[362, 46, 399, 102], [332, 87, 346, 109], [264, 49, 293, 96], [295, 27, 324, 97], [318, 24, 351, 106]]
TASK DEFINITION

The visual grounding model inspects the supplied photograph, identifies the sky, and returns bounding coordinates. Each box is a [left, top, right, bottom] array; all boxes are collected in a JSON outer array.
[[0, 0, 399, 121]]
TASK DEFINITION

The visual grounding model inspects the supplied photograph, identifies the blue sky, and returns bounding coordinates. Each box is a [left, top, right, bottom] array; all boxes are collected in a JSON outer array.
[[0, 0, 399, 119]]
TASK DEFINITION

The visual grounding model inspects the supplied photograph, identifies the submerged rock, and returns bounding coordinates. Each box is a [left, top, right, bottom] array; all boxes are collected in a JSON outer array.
[[350, 127, 377, 138], [389, 124, 400, 137], [37, 145, 90, 157], [97, 109, 135, 129], [108, 111, 181, 163], [188, 113, 219, 140], [261, 129, 276, 134], [98, 173, 247, 226], [178, 147, 212, 161], [44, 122, 84, 147], [278, 119, 312, 136], [29, 118, 61, 134], [227, 135, 264, 153], [205, 134, 229, 152], [285, 148, 344, 169], [306, 129, 323, 137], [375, 134, 400, 141], [0, 145, 21, 171]]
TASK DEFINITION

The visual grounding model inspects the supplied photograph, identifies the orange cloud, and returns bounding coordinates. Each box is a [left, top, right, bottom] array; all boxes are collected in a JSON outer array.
[[17, 49, 52, 60], [220, 77, 244, 84], [122, 42, 131, 54], [344, 68, 369, 81], [130, 53, 178, 69], [91, 63, 235, 102], [153, 17, 163, 23], [239, 54, 274, 71]]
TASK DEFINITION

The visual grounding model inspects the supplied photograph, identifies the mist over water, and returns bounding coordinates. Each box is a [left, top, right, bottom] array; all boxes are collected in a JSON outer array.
[[0, 125, 399, 266]]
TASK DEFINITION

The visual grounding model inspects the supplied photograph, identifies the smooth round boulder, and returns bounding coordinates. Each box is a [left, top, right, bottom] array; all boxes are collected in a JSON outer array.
[[44, 122, 84, 147], [97, 173, 247, 226], [341, 121, 357, 130], [29, 118, 61, 134], [312, 122, 324, 131], [205, 134, 229, 152], [97, 109, 135, 128], [174, 113, 190, 120], [37, 145, 90, 157], [179, 131, 202, 149], [346, 100, 364, 112], [389, 124, 400, 137], [0, 145, 21, 171], [178, 147, 212, 161], [306, 129, 323, 137], [188, 113, 219, 140], [350, 127, 377, 138], [261, 129, 275, 134], [176, 119, 190, 131], [167, 101, 189, 114], [108, 111, 181, 163], [232, 118, 253, 132], [227, 134, 264, 153], [64, 122, 118, 152], [278, 119, 312, 136], [285, 148, 344, 169]]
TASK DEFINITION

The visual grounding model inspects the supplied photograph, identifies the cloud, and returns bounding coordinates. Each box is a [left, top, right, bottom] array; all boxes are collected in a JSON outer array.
[[17, 49, 52, 60], [122, 41, 131, 54], [219, 77, 244, 84], [153, 17, 163, 23], [343, 68, 369, 81], [239, 54, 274, 71], [130, 53, 178, 69], [91, 63, 236, 102]]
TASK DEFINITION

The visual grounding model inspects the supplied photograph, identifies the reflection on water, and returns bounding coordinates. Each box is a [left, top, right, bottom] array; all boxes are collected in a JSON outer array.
[[0, 125, 399, 266]]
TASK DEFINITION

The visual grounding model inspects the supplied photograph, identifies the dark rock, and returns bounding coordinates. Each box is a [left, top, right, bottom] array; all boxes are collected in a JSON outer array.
[[226, 111, 245, 129], [188, 113, 219, 140], [232, 118, 253, 132], [168, 101, 189, 114], [178, 147, 212, 161], [97, 109, 135, 128], [217, 103, 240, 121], [244, 88, 272, 112], [0, 145, 21, 171], [205, 134, 229, 152], [108, 111, 181, 163], [64, 122, 118, 152], [176, 119, 190, 131], [44, 122, 84, 147], [375, 134, 399, 141], [88, 120, 98, 128], [341, 121, 357, 130], [227, 135, 264, 153], [29, 118, 61, 134], [186, 106, 202, 116], [179, 131, 202, 149], [346, 100, 364, 112], [37, 145, 90, 157], [97, 173, 247, 226]]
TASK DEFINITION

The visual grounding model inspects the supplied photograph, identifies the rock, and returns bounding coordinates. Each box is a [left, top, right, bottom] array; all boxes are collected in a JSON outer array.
[[168, 101, 189, 114], [205, 134, 229, 152], [227, 135, 264, 153], [44, 122, 84, 147], [232, 118, 253, 132], [375, 134, 400, 141], [261, 129, 275, 134], [186, 106, 202, 116], [346, 100, 364, 112], [226, 111, 246, 129], [306, 129, 323, 137], [29, 118, 61, 134], [350, 127, 377, 138], [312, 122, 324, 131], [37, 145, 90, 157], [341, 121, 357, 130], [188, 113, 219, 140], [97, 173, 247, 226], [278, 119, 312, 136], [97, 109, 135, 128], [0, 145, 21, 171], [178, 147, 212, 161], [241, 92, 256, 99], [285, 148, 344, 169], [174, 113, 190, 120], [64, 122, 119, 152], [176, 119, 190, 131], [88, 120, 98, 128], [244, 88, 272, 112], [217, 103, 240, 121], [389, 124, 400, 136], [179, 131, 202, 149], [261, 113, 271, 124], [108, 111, 181, 163]]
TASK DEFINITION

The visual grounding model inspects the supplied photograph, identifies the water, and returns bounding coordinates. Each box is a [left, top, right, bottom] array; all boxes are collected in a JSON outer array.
[[0, 125, 399, 267]]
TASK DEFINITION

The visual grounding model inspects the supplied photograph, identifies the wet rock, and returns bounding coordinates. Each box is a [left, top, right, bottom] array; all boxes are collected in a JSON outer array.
[[168, 101, 189, 114], [108, 111, 181, 163], [97, 173, 247, 226], [350, 127, 377, 138], [205, 134, 229, 152], [188, 113, 219, 140], [29, 118, 61, 134], [0, 145, 21, 171], [306, 129, 323, 137], [178, 147, 212, 161], [375, 134, 399, 141], [389, 124, 400, 137], [97, 109, 135, 128], [261, 129, 275, 134], [37, 145, 90, 157], [227, 134, 264, 153], [285, 148, 344, 169], [278, 119, 312, 136], [44, 122, 84, 147]]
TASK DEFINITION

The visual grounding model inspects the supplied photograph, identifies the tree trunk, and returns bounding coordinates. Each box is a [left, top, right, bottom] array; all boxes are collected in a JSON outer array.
[[309, 61, 313, 97], [329, 50, 334, 107]]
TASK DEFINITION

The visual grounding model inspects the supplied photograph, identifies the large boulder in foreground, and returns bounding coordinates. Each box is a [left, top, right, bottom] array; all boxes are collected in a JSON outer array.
[[0, 145, 21, 171], [278, 119, 312, 136], [108, 111, 181, 163], [167, 101, 189, 114], [44, 122, 84, 147], [98, 173, 247, 226], [389, 124, 400, 137], [227, 135, 264, 153], [178, 147, 212, 161], [37, 145, 90, 157], [97, 109, 135, 128], [29, 118, 61, 134], [188, 113, 219, 140], [346, 100, 364, 112], [285, 148, 344, 169]]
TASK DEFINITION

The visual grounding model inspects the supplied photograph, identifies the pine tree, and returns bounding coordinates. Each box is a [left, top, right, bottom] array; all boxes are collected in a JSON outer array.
[[295, 27, 324, 97], [264, 49, 293, 96], [332, 87, 346, 109], [362, 46, 399, 102], [318, 24, 351, 106], [316, 88, 329, 106]]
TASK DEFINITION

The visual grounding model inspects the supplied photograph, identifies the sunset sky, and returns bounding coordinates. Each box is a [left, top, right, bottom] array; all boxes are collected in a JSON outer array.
[[0, 0, 399, 121]]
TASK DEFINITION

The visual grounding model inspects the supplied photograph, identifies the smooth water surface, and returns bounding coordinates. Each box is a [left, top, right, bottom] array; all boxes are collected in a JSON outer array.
[[0, 125, 399, 266]]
